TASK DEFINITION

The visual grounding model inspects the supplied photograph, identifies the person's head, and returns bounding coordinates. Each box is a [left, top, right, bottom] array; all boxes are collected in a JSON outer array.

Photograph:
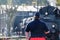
[[34, 12, 40, 19]]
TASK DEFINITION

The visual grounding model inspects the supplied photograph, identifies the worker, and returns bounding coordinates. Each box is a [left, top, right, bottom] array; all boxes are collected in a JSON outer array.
[[25, 12, 49, 40]]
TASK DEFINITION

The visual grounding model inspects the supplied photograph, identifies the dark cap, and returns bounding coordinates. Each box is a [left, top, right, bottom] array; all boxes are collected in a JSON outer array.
[[35, 12, 40, 17]]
